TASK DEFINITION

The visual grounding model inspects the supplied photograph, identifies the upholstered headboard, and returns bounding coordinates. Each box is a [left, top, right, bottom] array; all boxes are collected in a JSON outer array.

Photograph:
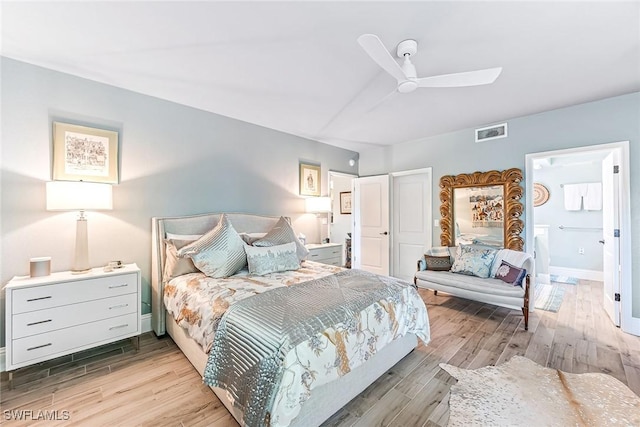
[[151, 212, 284, 336]]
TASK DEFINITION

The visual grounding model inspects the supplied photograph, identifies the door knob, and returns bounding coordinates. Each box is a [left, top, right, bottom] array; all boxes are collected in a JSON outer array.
[[379, 231, 388, 235]]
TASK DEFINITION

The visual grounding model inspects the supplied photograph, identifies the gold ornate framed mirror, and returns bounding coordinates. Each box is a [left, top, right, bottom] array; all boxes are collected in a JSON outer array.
[[439, 168, 524, 251]]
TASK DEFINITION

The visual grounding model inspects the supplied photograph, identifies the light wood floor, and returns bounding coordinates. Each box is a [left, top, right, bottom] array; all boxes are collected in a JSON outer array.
[[2, 279, 639, 426]]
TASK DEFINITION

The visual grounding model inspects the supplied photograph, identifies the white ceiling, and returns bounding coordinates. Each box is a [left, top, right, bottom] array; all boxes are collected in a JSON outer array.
[[2, 1, 639, 153]]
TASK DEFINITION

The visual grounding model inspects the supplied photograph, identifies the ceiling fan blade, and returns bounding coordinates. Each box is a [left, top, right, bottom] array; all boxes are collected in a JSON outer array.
[[357, 34, 407, 82], [417, 67, 502, 88]]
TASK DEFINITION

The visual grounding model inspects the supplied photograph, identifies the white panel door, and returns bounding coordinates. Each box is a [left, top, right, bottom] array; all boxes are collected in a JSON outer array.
[[602, 152, 621, 326], [391, 171, 432, 282], [353, 175, 389, 275]]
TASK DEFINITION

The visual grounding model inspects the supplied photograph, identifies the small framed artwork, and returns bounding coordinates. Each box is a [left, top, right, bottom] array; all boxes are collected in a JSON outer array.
[[300, 162, 321, 196], [475, 123, 508, 143], [52, 122, 119, 183], [340, 191, 352, 214]]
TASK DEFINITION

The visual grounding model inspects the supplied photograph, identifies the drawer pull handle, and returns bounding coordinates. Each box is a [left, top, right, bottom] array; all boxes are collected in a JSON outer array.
[[109, 304, 128, 310], [27, 343, 52, 351], [108, 283, 128, 289], [109, 324, 129, 331], [26, 296, 52, 302], [27, 319, 52, 326]]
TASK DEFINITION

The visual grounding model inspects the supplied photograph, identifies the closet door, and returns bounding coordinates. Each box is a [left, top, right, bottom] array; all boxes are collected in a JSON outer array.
[[353, 175, 389, 276], [391, 169, 432, 282]]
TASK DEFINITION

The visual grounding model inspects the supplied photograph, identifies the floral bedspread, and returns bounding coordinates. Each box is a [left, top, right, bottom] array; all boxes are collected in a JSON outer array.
[[164, 260, 344, 352], [164, 261, 430, 427]]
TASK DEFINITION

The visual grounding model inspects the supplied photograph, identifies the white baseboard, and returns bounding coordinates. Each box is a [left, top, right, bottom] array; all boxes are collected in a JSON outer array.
[[549, 266, 603, 282], [1, 314, 153, 373], [536, 273, 550, 284]]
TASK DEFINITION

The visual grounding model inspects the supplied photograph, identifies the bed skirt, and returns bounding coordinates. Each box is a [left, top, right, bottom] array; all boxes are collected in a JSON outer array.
[[166, 314, 417, 427]]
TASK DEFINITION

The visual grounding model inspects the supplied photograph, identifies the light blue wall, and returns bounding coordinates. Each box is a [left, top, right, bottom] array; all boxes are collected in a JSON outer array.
[[360, 92, 640, 317], [0, 58, 358, 347], [534, 163, 603, 271]]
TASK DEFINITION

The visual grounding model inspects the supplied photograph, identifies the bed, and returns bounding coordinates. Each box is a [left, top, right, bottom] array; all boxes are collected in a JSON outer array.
[[151, 212, 430, 427]]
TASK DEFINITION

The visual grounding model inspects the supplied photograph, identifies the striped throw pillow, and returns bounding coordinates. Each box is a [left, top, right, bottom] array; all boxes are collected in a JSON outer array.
[[252, 216, 309, 261], [177, 214, 247, 278]]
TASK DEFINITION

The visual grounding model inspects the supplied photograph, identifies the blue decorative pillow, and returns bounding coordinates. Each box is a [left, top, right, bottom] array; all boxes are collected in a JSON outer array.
[[245, 242, 300, 275], [177, 214, 247, 278], [450, 245, 497, 278], [252, 216, 309, 261], [495, 261, 527, 287]]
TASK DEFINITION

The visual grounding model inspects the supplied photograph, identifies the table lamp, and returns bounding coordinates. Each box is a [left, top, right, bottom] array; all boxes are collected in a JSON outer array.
[[46, 181, 113, 273], [305, 196, 332, 243]]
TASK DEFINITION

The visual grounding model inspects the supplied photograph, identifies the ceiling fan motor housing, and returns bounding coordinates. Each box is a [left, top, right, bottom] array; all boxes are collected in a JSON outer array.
[[398, 80, 418, 93], [397, 39, 417, 58]]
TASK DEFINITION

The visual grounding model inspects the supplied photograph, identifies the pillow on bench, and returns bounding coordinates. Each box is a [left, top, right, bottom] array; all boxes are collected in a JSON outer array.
[[494, 260, 527, 287], [450, 245, 498, 279], [424, 255, 452, 271]]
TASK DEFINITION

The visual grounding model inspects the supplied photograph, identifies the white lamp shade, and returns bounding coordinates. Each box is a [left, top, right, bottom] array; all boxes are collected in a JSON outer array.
[[305, 196, 331, 213], [46, 181, 113, 211]]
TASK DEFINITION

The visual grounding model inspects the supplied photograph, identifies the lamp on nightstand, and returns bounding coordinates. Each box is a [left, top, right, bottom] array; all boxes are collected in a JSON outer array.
[[46, 181, 113, 274], [305, 196, 332, 243]]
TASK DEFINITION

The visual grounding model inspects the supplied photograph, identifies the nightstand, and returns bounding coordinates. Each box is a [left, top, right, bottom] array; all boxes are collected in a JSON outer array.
[[4, 264, 142, 377], [306, 243, 343, 266]]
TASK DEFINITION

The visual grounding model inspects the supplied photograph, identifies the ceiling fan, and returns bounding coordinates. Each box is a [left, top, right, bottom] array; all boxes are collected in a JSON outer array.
[[357, 34, 502, 95]]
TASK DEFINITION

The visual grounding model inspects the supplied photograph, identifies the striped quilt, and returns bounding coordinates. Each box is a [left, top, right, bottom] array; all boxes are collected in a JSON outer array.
[[203, 269, 430, 427]]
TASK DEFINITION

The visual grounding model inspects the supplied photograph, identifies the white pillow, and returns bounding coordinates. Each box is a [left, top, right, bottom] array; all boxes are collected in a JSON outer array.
[[163, 238, 200, 282], [244, 242, 300, 275], [177, 214, 247, 278], [166, 232, 203, 241]]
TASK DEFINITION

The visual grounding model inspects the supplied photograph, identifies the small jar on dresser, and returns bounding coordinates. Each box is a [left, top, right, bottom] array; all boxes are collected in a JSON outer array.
[[306, 243, 343, 266], [4, 263, 142, 376]]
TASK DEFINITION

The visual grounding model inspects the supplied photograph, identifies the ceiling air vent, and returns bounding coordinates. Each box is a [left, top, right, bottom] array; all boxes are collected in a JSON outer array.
[[475, 123, 508, 143]]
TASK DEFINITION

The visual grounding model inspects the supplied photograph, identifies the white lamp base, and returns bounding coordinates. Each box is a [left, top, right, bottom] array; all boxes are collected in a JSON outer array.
[[72, 216, 91, 274]]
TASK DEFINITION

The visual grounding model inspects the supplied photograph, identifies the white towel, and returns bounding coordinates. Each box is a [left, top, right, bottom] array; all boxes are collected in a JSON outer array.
[[584, 182, 602, 211], [563, 183, 587, 211]]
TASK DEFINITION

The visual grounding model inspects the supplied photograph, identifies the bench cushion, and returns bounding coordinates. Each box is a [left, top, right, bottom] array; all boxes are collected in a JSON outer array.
[[415, 270, 525, 298]]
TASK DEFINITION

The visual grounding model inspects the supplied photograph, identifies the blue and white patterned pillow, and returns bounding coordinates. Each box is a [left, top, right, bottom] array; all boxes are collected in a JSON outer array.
[[177, 214, 247, 278], [450, 245, 497, 278], [245, 242, 300, 275]]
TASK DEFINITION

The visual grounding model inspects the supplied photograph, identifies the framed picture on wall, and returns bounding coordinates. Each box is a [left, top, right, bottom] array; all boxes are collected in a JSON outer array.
[[300, 162, 321, 196], [53, 122, 119, 183], [340, 191, 352, 214]]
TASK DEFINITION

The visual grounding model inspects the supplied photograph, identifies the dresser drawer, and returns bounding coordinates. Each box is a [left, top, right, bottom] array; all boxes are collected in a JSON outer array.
[[12, 293, 137, 339], [12, 273, 138, 314], [11, 312, 138, 367], [320, 257, 342, 267], [308, 246, 342, 261]]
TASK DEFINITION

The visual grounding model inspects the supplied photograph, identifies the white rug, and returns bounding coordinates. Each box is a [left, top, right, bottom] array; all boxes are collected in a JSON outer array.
[[440, 356, 640, 426]]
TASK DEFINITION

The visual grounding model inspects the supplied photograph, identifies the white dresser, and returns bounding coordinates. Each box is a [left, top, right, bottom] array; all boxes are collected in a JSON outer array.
[[306, 243, 343, 266], [4, 264, 141, 372]]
